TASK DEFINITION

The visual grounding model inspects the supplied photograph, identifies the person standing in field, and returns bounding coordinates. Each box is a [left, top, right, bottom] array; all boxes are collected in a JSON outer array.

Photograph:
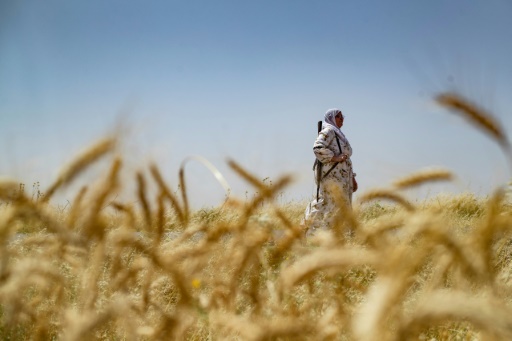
[[304, 108, 358, 236]]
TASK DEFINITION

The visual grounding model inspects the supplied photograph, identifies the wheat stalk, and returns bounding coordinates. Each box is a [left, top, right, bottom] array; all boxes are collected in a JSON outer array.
[[279, 247, 379, 292], [436, 93, 508, 147], [358, 188, 416, 211], [43, 137, 116, 202], [149, 163, 185, 226], [136, 171, 152, 228], [398, 289, 512, 339], [393, 168, 454, 189], [436, 92, 512, 173]]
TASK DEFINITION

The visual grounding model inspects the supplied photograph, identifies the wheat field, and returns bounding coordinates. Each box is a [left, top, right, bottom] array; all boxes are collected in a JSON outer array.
[[1, 93, 512, 340]]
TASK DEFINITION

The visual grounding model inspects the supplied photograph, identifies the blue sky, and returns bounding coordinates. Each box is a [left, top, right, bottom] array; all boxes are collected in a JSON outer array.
[[1, 0, 512, 208]]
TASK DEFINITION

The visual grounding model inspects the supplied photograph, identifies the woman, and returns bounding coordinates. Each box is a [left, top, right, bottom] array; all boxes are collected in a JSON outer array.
[[304, 108, 357, 236]]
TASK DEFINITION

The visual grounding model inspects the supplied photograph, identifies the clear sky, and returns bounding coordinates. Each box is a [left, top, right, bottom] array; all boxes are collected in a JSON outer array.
[[1, 0, 512, 208]]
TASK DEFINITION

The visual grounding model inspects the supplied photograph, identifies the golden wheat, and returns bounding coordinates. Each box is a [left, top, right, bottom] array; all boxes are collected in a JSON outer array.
[[358, 188, 416, 211], [43, 137, 116, 202], [392, 167, 454, 189], [136, 171, 152, 229], [436, 92, 510, 151], [149, 163, 185, 226], [2, 89, 512, 340]]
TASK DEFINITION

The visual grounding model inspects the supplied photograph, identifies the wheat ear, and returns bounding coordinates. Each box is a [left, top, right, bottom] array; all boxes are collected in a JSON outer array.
[[436, 92, 511, 169], [43, 137, 116, 202], [0, 178, 21, 201], [398, 289, 512, 340], [393, 168, 454, 189], [279, 247, 379, 292], [149, 163, 185, 226], [436, 93, 508, 145], [136, 171, 152, 228], [358, 188, 415, 211]]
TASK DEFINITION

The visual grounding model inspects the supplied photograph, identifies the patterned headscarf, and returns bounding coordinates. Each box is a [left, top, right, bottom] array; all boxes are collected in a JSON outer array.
[[323, 108, 348, 144]]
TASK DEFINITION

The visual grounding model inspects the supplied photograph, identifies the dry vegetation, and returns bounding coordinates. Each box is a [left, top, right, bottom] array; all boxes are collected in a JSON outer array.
[[1, 93, 512, 340]]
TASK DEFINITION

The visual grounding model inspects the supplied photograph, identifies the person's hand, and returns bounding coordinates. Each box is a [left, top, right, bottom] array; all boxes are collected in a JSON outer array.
[[331, 154, 347, 163], [352, 176, 358, 193]]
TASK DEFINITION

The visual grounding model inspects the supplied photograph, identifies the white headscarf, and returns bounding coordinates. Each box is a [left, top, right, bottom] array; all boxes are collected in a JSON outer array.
[[323, 108, 348, 144]]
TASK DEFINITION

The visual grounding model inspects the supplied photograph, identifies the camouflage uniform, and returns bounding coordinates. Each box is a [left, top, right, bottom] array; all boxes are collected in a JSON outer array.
[[304, 123, 354, 235]]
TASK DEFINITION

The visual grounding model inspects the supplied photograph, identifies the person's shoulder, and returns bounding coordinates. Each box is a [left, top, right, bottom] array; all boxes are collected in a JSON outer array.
[[320, 126, 336, 137]]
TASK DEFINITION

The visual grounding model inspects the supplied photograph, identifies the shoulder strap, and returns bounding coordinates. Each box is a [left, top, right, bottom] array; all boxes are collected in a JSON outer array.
[[335, 135, 342, 154]]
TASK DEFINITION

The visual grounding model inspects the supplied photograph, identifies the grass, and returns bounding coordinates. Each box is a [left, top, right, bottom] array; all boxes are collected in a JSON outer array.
[[1, 91, 512, 340]]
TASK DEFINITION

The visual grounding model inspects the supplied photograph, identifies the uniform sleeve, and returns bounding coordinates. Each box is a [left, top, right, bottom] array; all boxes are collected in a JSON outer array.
[[313, 128, 335, 164]]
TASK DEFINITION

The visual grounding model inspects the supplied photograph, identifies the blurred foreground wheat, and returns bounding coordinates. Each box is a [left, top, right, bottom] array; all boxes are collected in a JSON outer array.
[[1, 92, 512, 340]]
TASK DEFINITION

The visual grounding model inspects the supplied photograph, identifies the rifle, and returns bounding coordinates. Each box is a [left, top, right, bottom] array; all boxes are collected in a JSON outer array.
[[314, 121, 322, 201]]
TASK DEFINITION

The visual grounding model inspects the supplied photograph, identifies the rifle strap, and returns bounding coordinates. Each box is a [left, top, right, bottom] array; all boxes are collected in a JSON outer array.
[[335, 135, 342, 154], [321, 163, 339, 180]]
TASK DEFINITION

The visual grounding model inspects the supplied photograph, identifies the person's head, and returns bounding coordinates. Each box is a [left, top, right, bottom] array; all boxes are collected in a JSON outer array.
[[325, 108, 344, 128]]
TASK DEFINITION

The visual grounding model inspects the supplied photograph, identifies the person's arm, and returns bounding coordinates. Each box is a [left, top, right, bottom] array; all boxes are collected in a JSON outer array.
[[331, 154, 348, 163], [313, 129, 340, 163]]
